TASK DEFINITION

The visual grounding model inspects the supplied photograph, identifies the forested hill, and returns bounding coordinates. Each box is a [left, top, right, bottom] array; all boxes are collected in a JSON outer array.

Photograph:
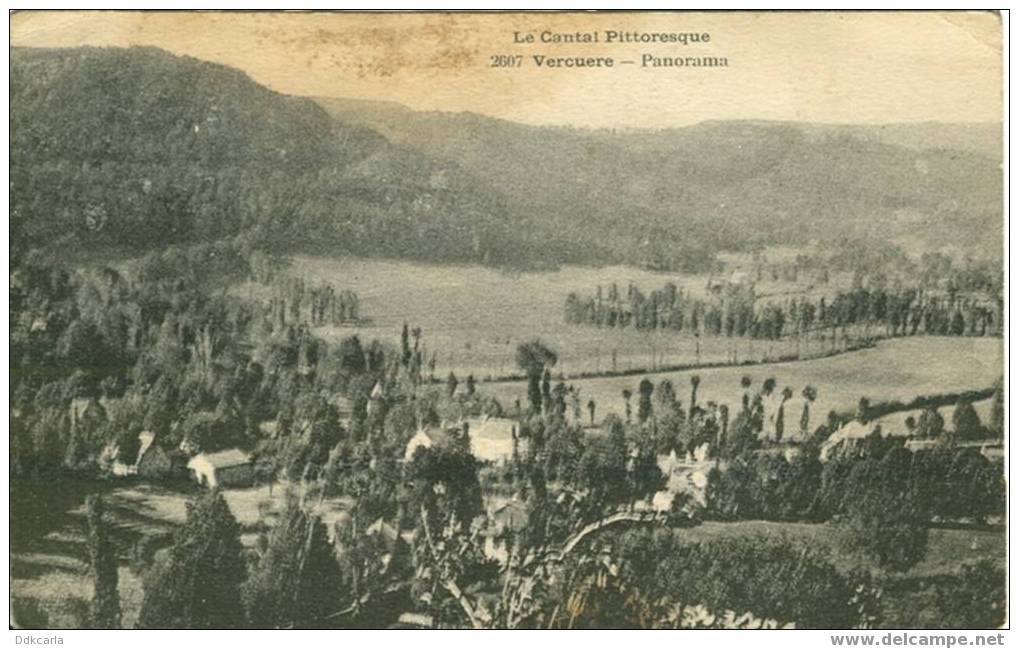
[[11, 46, 1002, 272], [11, 46, 520, 265], [317, 97, 1004, 266]]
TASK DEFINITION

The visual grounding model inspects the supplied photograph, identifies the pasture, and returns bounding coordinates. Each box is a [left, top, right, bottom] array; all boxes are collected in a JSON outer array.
[[485, 336, 1003, 434], [237, 255, 856, 380]]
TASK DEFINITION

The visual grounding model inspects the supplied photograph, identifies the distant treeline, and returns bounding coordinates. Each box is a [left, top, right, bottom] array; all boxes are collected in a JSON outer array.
[[263, 276, 361, 329], [565, 281, 1002, 340]]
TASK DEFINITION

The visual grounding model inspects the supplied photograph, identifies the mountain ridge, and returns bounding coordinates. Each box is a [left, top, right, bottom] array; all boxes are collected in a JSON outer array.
[[10, 45, 1002, 273]]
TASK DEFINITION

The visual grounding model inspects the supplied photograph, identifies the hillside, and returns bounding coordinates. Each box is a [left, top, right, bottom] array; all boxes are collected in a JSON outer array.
[[10, 46, 1002, 272], [317, 97, 1004, 266], [11, 47, 517, 265]]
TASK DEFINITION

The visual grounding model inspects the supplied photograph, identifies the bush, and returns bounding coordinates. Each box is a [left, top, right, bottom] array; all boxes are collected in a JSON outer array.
[[838, 487, 928, 573], [932, 561, 1006, 629], [614, 530, 873, 629]]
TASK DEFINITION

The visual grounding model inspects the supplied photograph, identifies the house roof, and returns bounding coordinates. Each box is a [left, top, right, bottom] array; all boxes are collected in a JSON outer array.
[[488, 500, 528, 535], [191, 449, 251, 469], [332, 394, 355, 417], [136, 431, 157, 464], [365, 517, 399, 544], [404, 427, 446, 461], [464, 417, 516, 438], [370, 381, 384, 399]]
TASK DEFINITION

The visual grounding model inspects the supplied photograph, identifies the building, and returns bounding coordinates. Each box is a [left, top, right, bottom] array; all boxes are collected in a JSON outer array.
[[103, 430, 172, 478], [365, 517, 414, 574], [819, 419, 881, 462], [133, 431, 172, 478], [187, 449, 253, 488], [367, 381, 384, 418], [404, 427, 440, 462], [462, 416, 521, 463], [654, 449, 713, 510], [332, 394, 356, 428], [904, 438, 1004, 462]]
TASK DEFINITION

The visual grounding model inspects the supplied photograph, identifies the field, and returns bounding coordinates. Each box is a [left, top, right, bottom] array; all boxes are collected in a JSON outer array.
[[485, 336, 1002, 433], [235, 255, 1002, 433], [236, 255, 858, 380], [11, 479, 1004, 629]]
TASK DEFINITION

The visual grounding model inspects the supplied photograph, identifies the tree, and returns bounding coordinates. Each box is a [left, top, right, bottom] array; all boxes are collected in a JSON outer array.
[[587, 399, 596, 426], [516, 340, 557, 412], [989, 379, 1004, 439], [838, 461, 929, 573], [577, 421, 629, 512], [85, 495, 121, 629], [137, 490, 248, 629], [917, 408, 945, 438], [637, 379, 654, 425], [688, 375, 701, 420], [800, 385, 818, 438], [621, 389, 633, 424], [337, 336, 367, 376], [242, 494, 344, 628], [740, 376, 753, 413], [773, 387, 793, 442], [951, 401, 983, 440], [400, 323, 412, 368], [446, 371, 459, 398]]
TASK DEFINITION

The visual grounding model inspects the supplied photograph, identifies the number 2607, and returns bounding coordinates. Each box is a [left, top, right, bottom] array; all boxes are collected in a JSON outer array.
[[490, 55, 523, 67]]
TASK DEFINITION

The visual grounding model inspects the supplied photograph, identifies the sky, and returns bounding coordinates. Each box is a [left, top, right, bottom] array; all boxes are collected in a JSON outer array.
[[10, 11, 1003, 129]]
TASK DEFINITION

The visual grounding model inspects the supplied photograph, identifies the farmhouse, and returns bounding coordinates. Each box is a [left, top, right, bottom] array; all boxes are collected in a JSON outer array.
[[332, 394, 356, 428], [363, 517, 412, 575], [905, 438, 1004, 462], [653, 449, 713, 510], [462, 416, 522, 463], [819, 419, 882, 461], [404, 425, 461, 462], [187, 449, 253, 488], [102, 430, 173, 478]]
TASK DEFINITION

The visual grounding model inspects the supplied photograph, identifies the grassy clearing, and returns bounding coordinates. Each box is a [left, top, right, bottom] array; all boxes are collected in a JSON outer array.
[[485, 336, 1002, 433], [236, 255, 860, 380]]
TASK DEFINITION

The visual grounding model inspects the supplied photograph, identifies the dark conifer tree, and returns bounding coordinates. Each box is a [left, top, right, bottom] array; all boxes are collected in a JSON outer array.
[[85, 494, 121, 629]]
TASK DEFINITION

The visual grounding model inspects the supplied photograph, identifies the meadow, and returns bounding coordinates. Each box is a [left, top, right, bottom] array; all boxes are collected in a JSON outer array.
[[485, 336, 1003, 433], [236, 256, 1001, 433], [236, 255, 856, 380]]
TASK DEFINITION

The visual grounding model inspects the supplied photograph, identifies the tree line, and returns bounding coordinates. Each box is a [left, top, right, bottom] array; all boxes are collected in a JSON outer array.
[[565, 279, 1002, 343]]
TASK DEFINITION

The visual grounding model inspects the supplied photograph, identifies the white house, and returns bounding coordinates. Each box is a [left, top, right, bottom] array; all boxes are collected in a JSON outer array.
[[404, 427, 441, 462], [187, 449, 253, 488], [653, 449, 713, 510], [462, 416, 521, 463]]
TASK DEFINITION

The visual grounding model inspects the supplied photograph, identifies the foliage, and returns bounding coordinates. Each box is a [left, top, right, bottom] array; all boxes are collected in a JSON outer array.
[[242, 493, 344, 628], [610, 529, 875, 629], [836, 458, 929, 573], [85, 494, 121, 629], [12, 47, 516, 266], [136, 490, 248, 629]]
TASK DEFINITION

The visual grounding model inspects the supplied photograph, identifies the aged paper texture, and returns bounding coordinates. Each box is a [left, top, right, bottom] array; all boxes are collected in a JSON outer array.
[[9, 10, 1005, 631]]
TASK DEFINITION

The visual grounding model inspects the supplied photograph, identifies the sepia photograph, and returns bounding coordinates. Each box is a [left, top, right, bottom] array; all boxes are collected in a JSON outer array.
[[7, 9, 1007, 631]]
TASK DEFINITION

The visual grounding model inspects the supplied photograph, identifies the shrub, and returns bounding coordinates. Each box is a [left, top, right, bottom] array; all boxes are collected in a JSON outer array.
[[838, 487, 928, 573], [614, 530, 872, 629]]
